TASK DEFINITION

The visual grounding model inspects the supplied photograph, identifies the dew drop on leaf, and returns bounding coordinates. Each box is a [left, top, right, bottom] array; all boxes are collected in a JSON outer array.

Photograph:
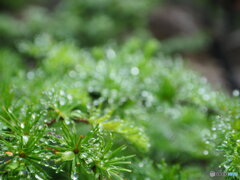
[[232, 90, 240, 97], [86, 158, 93, 164], [20, 123, 25, 129], [203, 150, 209, 155], [80, 152, 87, 159], [35, 174, 44, 180], [71, 172, 79, 180], [131, 67, 139, 76], [23, 135, 29, 144]]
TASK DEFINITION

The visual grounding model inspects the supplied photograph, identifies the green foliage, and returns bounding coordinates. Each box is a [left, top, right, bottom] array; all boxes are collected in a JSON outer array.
[[129, 159, 209, 180], [210, 99, 240, 174], [0, 0, 240, 179], [0, 26, 240, 179], [0, 106, 134, 179], [0, 107, 50, 179], [0, 0, 160, 47]]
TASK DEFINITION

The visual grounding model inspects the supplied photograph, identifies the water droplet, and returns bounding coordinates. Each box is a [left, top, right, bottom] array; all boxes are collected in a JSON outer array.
[[203, 150, 209, 155], [27, 72, 35, 79], [69, 70, 77, 78], [106, 49, 116, 59], [131, 67, 139, 76], [71, 172, 79, 180], [80, 152, 87, 159], [23, 135, 29, 144], [19, 170, 28, 176], [138, 162, 144, 167], [211, 127, 216, 131], [232, 90, 239, 97], [60, 90, 65, 96], [20, 123, 25, 129], [65, 120, 71, 125], [32, 114, 36, 119], [61, 151, 75, 161], [67, 95, 73, 100], [35, 174, 44, 180], [86, 158, 93, 164]]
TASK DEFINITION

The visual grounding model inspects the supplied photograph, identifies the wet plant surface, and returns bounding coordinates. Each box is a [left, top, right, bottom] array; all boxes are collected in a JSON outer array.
[[0, 0, 240, 179], [0, 37, 239, 179]]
